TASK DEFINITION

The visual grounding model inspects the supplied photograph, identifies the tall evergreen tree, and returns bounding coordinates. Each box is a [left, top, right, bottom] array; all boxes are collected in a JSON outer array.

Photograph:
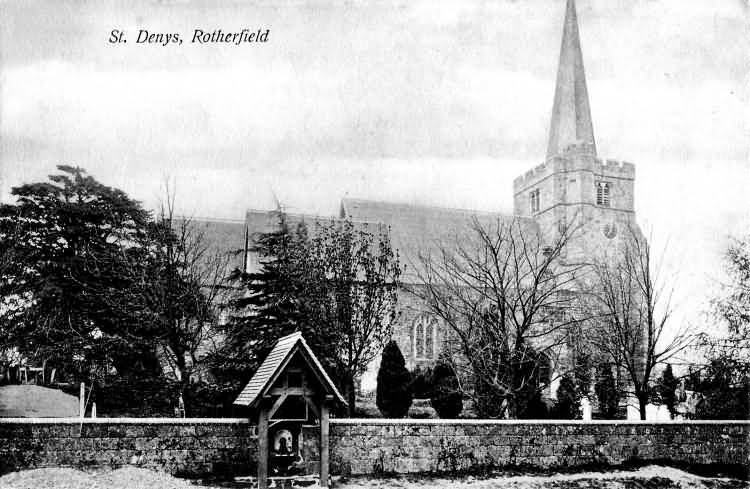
[[376, 340, 412, 418], [0, 166, 159, 381], [595, 363, 620, 419], [212, 212, 323, 392]]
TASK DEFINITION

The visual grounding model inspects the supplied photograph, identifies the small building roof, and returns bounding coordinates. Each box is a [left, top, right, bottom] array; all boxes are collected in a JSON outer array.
[[233, 332, 346, 408]]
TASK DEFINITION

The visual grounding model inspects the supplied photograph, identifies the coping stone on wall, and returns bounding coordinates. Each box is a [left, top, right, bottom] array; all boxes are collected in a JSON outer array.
[[330, 418, 750, 426], [0, 418, 251, 424]]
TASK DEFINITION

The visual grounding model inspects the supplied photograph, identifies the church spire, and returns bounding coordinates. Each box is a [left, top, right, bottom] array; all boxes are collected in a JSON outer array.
[[546, 0, 596, 159]]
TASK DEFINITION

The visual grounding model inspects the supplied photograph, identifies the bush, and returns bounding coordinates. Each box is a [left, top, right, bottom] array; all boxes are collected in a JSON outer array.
[[595, 363, 619, 419], [410, 366, 434, 399], [430, 362, 462, 418], [553, 374, 581, 419], [376, 341, 412, 418], [91, 376, 181, 417], [518, 390, 551, 419], [182, 381, 243, 417], [656, 364, 679, 419]]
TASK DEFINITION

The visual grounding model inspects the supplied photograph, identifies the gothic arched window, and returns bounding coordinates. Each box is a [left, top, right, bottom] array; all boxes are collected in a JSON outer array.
[[413, 315, 437, 360]]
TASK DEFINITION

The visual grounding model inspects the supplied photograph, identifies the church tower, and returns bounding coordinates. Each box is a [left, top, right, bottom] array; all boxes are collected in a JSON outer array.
[[513, 0, 639, 263]]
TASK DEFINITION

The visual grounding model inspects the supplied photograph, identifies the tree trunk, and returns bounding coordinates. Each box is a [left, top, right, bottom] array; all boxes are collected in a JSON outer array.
[[174, 350, 190, 416], [345, 374, 356, 417], [637, 392, 648, 420]]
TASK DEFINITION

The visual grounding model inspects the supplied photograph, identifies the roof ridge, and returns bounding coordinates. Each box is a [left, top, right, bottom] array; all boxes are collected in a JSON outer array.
[[278, 331, 304, 341], [174, 215, 246, 224], [245, 207, 380, 226], [342, 197, 515, 218]]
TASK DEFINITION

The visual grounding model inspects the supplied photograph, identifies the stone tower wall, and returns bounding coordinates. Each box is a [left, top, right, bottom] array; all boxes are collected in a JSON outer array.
[[512, 143, 640, 264]]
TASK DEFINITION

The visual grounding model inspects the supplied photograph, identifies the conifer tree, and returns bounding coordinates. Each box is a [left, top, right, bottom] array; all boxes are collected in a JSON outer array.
[[430, 361, 462, 418], [376, 340, 412, 418], [213, 212, 332, 391], [595, 363, 620, 419], [554, 374, 581, 419]]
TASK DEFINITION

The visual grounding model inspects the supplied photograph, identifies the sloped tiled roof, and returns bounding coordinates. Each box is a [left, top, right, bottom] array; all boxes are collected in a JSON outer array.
[[243, 209, 382, 274], [244, 199, 540, 284], [233, 332, 346, 408], [174, 216, 247, 272], [340, 198, 539, 283]]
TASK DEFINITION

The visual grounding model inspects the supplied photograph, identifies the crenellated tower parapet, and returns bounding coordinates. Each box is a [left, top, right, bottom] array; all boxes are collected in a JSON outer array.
[[513, 142, 638, 264]]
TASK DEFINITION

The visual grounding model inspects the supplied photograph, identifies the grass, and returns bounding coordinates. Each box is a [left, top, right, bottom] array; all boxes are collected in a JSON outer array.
[[0, 385, 79, 417]]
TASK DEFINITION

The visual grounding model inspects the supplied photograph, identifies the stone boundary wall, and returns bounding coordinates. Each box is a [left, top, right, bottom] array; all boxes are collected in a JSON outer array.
[[327, 419, 750, 476], [0, 418, 256, 478], [2, 418, 748, 479]]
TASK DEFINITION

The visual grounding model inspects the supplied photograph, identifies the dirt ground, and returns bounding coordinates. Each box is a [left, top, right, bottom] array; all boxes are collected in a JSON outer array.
[[1, 465, 747, 489], [332, 466, 749, 489]]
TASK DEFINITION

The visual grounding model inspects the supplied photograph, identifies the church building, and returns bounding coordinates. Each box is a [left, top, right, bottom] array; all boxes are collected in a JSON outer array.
[[197, 0, 643, 395]]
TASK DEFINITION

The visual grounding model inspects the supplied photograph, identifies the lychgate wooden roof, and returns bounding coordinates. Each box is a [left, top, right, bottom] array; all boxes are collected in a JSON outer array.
[[233, 331, 346, 408]]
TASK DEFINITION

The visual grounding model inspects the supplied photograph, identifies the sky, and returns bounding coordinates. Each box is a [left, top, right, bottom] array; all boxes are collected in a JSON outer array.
[[0, 0, 748, 335]]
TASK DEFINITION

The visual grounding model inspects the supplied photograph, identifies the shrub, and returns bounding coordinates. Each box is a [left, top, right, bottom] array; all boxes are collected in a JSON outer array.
[[656, 364, 679, 419], [595, 363, 619, 419], [410, 366, 434, 399], [553, 374, 581, 419], [518, 390, 551, 419], [91, 376, 181, 417], [376, 341, 412, 418], [430, 362, 462, 418]]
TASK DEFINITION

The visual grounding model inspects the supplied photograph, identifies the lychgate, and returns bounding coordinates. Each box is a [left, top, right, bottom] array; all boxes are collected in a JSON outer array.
[[234, 332, 346, 488]]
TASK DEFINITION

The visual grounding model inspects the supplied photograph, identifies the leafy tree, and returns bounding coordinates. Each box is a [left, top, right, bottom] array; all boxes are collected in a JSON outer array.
[[694, 356, 750, 420], [553, 374, 581, 419], [376, 340, 412, 418], [715, 234, 750, 348], [430, 362, 462, 418], [0, 167, 217, 415], [595, 363, 620, 419], [307, 219, 401, 415], [656, 364, 679, 419]]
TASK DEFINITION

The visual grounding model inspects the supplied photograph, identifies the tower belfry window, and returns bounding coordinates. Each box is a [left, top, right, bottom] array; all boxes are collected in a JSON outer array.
[[530, 189, 540, 213], [596, 181, 611, 207]]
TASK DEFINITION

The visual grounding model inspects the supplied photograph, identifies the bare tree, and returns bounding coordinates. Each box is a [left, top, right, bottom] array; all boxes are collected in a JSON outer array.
[[581, 227, 693, 419], [150, 185, 234, 412], [411, 216, 588, 418]]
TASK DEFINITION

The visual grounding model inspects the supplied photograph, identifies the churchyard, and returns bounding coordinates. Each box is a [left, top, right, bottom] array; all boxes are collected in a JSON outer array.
[[1, 0, 748, 488]]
